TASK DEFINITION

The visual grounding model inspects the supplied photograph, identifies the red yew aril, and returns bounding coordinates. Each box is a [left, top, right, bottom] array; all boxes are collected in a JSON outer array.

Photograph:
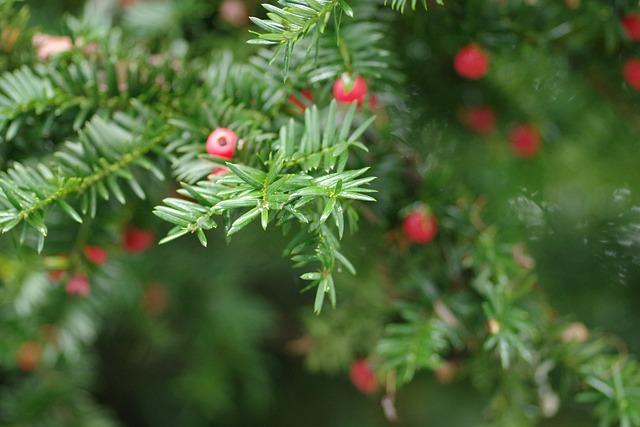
[[622, 14, 640, 41], [350, 359, 378, 394], [461, 105, 496, 135], [48, 270, 66, 282], [288, 89, 314, 112], [123, 227, 154, 253], [623, 58, 640, 90], [16, 341, 42, 372], [403, 209, 438, 244], [206, 128, 238, 160], [333, 75, 368, 106], [509, 124, 541, 158], [84, 246, 108, 265], [66, 275, 90, 297], [454, 44, 489, 80]]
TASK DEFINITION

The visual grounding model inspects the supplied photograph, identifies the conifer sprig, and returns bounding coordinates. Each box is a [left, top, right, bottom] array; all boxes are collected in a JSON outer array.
[[0, 112, 168, 250], [383, 0, 443, 13], [248, 0, 352, 75], [155, 101, 376, 312]]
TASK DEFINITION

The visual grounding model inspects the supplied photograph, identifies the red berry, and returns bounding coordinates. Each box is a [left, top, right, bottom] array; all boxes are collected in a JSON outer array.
[[288, 89, 314, 112], [219, 0, 249, 27], [212, 166, 230, 176], [368, 94, 380, 110], [454, 44, 490, 80], [350, 359, 378, 394], [403, 209, 438, 244], [48, 269, 66, 282], [206, 128, 238, 160], [509, 124, 541, 158], [66, 275, 90, 297], [461, 105, 496, 135], [623, 58, 640, 90], [622, 14, 640, 41], [16, 341, 42, 372], [123, 227, 154, 253], [84, 245, 108, 265], [120, 0, 138, 8], [208, 166, 230, 180], [333, 75, 368, 106]]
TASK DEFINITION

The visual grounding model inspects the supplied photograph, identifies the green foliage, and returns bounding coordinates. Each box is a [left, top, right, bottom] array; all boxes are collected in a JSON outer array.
[[384, 0, 442, 13], [155, 101, 376, 312], [0, 112, 166, 251], [578, 357, 640, 427], [471, 231, 538, 369], [376, 307, 449, 384], [0, 0, 32, 71], [251, 19, 403, 88], [0, 51, 176, 143], [248, 0, 346, 74]]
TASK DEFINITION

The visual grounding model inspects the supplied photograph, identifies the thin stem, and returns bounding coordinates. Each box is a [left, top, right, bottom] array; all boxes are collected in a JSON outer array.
[[17, 130, 170, 221]]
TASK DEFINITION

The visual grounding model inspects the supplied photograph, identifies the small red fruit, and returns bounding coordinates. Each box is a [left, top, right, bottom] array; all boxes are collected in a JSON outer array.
[[32, 33, 73, 61], [208, 166, 230, 180], [623, 58, 640, 90], [509, 124, 541, 158], [48, 269, 66, 282], [212, 166, 230, 176], [219, 0, 249, 27], [120, 0, 138, 8], [622, 14, 640, 41], [368, 94, 380, 110], [84, 245, 108, 265], [16, 341, 42, 372], [288, 89, 314, 112], [123, 227, 154, 253], [454, 44, 490, 80], [403, 208, 438, 244], [206, 128, 238, 160], [66, 275, 90, 297], [333, 75, 368, 106], [350, 359, 378, 394], [461, 105, 496, 135]]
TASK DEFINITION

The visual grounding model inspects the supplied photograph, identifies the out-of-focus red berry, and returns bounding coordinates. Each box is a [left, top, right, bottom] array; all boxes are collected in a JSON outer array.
[[66, 275, 90, 297], [461, 105, 496, 135], [288, 89, 314, 112], [368, 94, 380, 110], [32, 33, 73, 61], [16, 341, 42, 372], [623, 58, 640, 90], [212, 166, 231, 176], [622, 14, 640, 41], [219, 0, 249, 27], [48, 269, 66, 282], [454, 44, 490, 80], [123, 227, 154, 253], [509, 124, 541, 158], [403, 209, 438, 244], [349, 359, 378, 394], [84, 246, 108, 265], [333, 75, 368, 106]]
